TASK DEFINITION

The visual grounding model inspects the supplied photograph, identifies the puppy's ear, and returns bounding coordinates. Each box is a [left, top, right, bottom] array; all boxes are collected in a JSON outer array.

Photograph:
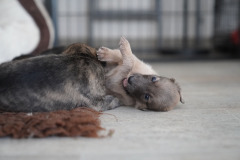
[[179, 91, 185, 104], [174, 79, 185, 104], [170, 77, 185, 104]]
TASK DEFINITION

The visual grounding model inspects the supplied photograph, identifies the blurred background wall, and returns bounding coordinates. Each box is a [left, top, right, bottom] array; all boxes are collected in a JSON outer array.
[[45, 0, 240, 60]]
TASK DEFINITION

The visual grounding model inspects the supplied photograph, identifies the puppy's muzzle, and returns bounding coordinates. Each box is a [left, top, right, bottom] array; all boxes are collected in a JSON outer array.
[[128, 76, 134, 85]]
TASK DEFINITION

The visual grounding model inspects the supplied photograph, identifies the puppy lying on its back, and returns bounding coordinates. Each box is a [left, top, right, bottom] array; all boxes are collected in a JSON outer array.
[[0, 44, 119, 112], [97, 37, 184, 111]]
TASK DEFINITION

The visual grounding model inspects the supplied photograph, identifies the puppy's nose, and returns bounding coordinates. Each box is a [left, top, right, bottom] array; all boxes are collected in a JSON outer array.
[[128, 76, 134, 84]]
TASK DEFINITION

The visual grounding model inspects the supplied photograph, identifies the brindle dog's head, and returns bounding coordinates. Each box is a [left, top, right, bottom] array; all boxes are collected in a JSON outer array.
[[122, 73, 184, 111], [62, 43, 97, 58]]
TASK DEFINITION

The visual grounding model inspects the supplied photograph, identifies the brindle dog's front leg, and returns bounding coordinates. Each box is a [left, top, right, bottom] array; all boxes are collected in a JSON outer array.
[[101, 95, 120, 111]]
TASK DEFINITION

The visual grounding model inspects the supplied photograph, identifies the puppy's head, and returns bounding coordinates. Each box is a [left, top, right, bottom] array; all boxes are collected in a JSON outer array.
[[122, 73, 184, 111]]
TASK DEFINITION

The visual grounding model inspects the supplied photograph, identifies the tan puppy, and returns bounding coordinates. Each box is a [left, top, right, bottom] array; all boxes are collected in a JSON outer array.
[[97, 37, 184, 111]]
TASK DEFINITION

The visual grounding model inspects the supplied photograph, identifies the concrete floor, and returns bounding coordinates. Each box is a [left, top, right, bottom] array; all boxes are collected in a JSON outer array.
[[0, 60, 240, 160]]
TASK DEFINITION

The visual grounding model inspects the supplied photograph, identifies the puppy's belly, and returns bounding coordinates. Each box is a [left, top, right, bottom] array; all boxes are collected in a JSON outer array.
[[0, 54, 106, 112]]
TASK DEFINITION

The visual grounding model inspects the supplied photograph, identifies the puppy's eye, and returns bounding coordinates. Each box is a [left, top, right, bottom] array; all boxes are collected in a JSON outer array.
[[144, 94, 150, 101], [152, 77, 157, 82]]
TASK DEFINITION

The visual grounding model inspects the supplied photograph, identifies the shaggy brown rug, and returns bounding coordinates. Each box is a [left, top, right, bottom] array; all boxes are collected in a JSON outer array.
[[0, 108, 105, 138]]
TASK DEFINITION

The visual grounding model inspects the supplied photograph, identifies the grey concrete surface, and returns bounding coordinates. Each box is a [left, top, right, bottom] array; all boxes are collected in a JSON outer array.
[[1, 60, 240, 160]]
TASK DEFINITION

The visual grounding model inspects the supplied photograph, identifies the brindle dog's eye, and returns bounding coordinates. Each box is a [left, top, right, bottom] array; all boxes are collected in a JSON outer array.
[[144, 94, 150, 101], [152, 77, 157, 82]]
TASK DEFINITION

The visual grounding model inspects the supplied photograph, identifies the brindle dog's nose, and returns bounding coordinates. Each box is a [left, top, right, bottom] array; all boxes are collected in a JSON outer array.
[[128, 76, 134, 84]]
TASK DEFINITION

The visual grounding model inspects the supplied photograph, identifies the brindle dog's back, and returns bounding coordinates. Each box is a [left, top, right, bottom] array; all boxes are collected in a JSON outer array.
[[0, 44, 118, 112]]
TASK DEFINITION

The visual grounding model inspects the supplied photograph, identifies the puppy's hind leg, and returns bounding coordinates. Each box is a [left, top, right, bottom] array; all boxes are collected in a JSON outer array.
[[118, 36, 134, 74]]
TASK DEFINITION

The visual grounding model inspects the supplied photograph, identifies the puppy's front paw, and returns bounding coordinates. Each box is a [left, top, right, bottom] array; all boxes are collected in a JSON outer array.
[[97, 46, 111, 61], [119, 36, 131, 55]]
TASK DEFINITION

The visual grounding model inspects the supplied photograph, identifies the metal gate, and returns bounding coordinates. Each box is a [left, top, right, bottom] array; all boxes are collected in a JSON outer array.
[[46, 0, 239, 58]]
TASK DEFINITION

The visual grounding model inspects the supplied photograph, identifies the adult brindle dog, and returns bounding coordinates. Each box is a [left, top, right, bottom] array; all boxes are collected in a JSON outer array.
[[0, 43, 119, 112]]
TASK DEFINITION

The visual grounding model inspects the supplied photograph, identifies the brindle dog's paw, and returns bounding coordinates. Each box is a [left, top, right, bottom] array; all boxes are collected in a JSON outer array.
[[119, 36, 131, 56], [97, 47, 112, 62], [101, 95, 120, 111]]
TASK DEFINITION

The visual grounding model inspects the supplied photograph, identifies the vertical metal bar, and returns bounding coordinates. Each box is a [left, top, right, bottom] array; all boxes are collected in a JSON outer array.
[[87, 0, 95, 46], [238, 0, 240, 54], [155, 0, 162, 51], [182, 0, 188, 50], [238, 0, 240, 30], [213, 0, 217, 41], [45, 0, 58, 46], [213, 0, 222, 43], [66, 0, 70, 44], [77, 0, 81, 43], [195, 0, 200, 48], [139, 0, 143, 52]]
